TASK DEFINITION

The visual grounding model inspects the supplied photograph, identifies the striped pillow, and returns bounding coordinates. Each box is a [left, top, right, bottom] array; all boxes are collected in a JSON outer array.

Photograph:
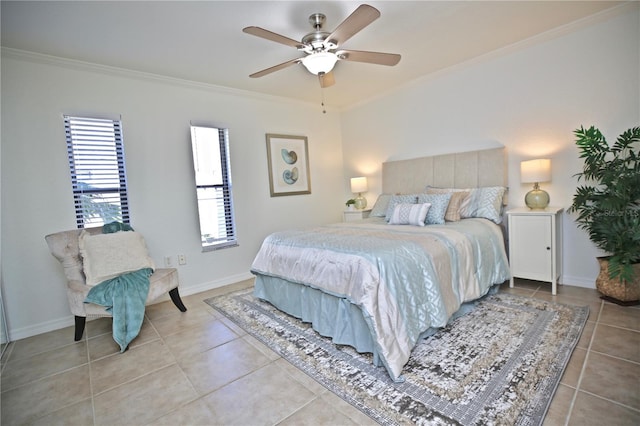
[[388, 203, 431, 226]]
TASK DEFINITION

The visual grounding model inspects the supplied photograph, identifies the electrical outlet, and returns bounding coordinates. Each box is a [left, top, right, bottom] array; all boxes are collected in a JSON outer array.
[[178, 254, 187, 265], [164, 256, 173, 267]]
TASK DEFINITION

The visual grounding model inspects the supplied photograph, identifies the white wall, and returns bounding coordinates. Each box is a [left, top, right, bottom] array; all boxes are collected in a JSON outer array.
[[2, 4, 638, 340], [1, 51, 344, 339], [340, 5, 639, 288]]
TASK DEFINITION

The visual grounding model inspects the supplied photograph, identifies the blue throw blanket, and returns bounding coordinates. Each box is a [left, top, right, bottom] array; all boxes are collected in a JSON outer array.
[[84, 222, 151, 352]]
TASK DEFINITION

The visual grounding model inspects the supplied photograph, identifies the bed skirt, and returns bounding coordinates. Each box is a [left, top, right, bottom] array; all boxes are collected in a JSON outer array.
[[253, 273, 497, 374]]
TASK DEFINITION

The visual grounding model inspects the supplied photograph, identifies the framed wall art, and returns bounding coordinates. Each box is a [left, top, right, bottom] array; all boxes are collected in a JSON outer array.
[[265, 134, 311, 197]]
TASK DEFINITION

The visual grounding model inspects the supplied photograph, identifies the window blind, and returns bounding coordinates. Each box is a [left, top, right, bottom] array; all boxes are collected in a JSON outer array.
[[191, 125, 237, 250], [64, 115, 129, 228]]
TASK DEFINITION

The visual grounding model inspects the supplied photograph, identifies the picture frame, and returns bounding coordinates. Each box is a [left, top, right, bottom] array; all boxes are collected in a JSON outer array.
[[265, 133, 311, 197]]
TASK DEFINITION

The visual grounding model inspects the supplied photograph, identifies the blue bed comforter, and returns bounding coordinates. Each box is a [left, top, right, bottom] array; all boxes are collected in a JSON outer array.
[[251, 217, 510, 382]]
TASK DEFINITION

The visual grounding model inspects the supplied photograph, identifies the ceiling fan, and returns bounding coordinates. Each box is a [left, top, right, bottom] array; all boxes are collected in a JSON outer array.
[[243, 4, 401, 88]]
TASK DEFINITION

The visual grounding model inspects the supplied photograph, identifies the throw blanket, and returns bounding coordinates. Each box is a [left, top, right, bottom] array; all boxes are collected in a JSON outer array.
[[84, 222, 151, 352]]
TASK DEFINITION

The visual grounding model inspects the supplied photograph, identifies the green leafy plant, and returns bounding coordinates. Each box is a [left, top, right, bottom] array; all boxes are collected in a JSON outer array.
[[345, 199, 356, 207], [568, 125, 640, 283]]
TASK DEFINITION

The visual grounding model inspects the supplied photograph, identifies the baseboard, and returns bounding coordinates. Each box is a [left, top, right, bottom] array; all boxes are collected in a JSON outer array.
[[179, 272, 255, 297], [7, 271, 256, 341], [560, 275, 596, 289], [9, 316, 75, 341]]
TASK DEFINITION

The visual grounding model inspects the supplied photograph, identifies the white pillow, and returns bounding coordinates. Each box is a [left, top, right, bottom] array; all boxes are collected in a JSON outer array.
[[79, 230, 156, 286], [388, 203, 431, 226]]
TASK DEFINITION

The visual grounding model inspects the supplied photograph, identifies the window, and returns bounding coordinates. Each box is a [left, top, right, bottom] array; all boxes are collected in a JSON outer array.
[[190, 125, 237, 251], [64, 115, 129, 228]]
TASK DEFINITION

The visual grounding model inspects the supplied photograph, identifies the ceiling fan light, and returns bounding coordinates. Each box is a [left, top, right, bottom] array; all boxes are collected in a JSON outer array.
[[301, 52, 338, 75]]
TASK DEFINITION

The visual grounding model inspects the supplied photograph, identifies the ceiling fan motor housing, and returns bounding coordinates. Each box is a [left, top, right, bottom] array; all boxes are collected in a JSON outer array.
[[302, 13, 337, 52]]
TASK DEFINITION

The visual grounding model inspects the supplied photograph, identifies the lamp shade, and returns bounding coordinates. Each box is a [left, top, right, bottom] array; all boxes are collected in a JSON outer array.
[[301, 52, 338, 75], [520, 159, 551, 183], [350, 177, 368, 193]]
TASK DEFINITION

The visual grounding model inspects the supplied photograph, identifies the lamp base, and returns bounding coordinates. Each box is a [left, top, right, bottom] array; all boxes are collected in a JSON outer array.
[[525, 189, 550, 209], [354, 195, 367, 210]]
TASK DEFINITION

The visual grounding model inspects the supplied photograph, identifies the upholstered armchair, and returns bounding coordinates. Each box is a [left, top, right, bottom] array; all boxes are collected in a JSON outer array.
[[45, 226, 187, 341]]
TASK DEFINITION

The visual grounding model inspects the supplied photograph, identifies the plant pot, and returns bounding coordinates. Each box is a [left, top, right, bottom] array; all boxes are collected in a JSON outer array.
[[595, 257, 640, 305]]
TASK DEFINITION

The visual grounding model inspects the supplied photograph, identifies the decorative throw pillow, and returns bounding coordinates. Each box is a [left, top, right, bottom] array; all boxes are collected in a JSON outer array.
[[425, 188, 470, 222], [388, 203, 431, 226], [459, 186, 507, 224], [385, 194, 419, 222], [79, 230, 156, 286], [370, 194, 392, 217], [417, 193, 452, 225]]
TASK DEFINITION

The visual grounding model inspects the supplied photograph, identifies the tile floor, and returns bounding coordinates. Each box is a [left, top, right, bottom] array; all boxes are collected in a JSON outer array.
[[1, 278, 639, 425]]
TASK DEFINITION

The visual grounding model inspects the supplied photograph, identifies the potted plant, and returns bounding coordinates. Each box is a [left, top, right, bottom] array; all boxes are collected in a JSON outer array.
[[568, 125, 640, 304], [345, 199, 356, 211]]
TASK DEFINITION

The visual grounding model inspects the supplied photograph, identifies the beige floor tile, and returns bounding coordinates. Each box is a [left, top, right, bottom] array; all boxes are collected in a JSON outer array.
[[317, 390, 380, 425], [580, 351, 640, 409], [85, 316, 113, 338], [243, 334, 281, 362], [150, 307, 216, 338], [600, 303, 640, 331], [1, 341, 87, 391], [90, 339, 176, 395], [1, 364, 91, 425], [2, 281, 639, 426], [163, 317, 240, 359], [273, 358, 328, 396], [560, 347, 586, 387], [202, 362, 316, 426], [87, 332, 124, 361], [591, 323, 640, 363], [576, 320, 596, 350], [543, 384, 574, 426], [88, 318, 161, 361], [93, 364, 197, 426], [28, 398, 94, 426], [147, 397, 216, 425], [569, 391, 640, 426], [179, 337, 272, 395], [145, 297, 192, 321], [8, 325, 79, 359]]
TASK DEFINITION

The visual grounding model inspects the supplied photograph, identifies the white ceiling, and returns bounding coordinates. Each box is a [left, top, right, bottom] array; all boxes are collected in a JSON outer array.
[[1, 1, 626, 109]]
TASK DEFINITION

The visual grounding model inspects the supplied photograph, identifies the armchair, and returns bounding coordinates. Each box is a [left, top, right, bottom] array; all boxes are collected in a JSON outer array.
[[45, 226, 187, 341]]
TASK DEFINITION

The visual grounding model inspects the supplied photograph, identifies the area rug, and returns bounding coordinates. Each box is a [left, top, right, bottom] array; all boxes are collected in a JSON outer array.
[[205, 288, 588, 426]]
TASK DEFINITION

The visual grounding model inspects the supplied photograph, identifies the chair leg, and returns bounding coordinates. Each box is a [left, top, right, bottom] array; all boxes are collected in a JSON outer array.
[[169, 287, 187, 312], [74, 316, 86, 341]]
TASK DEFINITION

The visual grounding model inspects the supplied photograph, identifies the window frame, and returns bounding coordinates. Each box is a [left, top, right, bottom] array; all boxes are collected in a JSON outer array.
[[64, 115, 130, 229], [190, 125, 237, 251]]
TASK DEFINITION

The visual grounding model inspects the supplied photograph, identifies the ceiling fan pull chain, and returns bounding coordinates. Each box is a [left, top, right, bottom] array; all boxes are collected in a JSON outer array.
[[321, 87, 326, 114]]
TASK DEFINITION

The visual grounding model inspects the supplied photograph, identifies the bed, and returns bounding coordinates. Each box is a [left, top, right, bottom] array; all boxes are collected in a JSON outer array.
[[251, 148, 511, 382]]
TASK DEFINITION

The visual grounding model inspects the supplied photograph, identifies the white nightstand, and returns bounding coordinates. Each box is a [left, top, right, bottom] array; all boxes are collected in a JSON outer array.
[[507, 207, 563, 295], [343, 209, 371, 222]]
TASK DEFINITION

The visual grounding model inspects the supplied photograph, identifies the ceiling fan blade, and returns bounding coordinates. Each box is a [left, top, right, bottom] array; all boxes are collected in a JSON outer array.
[[336, 49, 401, 66], [325, 4, 380, 46], [249, 58, 302, 78], [318, 71, 335, 88], [243, 26, 304, 49]]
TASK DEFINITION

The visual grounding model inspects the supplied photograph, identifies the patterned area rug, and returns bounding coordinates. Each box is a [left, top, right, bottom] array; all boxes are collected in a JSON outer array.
[[205, 288, 588, 426]]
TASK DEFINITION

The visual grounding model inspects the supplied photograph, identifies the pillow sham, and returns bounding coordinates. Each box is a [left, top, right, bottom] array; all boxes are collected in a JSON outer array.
[[384, 194, 419, 222], [417, 192, 452, 225], [425, 188, 470, 222], [370, 193, 392, 217], [388, 203, 431, 226], [459, 186, 507, 224], [79, 230, 156, 286]]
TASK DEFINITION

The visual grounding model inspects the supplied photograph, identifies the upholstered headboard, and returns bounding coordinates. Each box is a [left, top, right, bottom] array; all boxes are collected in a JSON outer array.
[[382, 147, 507, 195]]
